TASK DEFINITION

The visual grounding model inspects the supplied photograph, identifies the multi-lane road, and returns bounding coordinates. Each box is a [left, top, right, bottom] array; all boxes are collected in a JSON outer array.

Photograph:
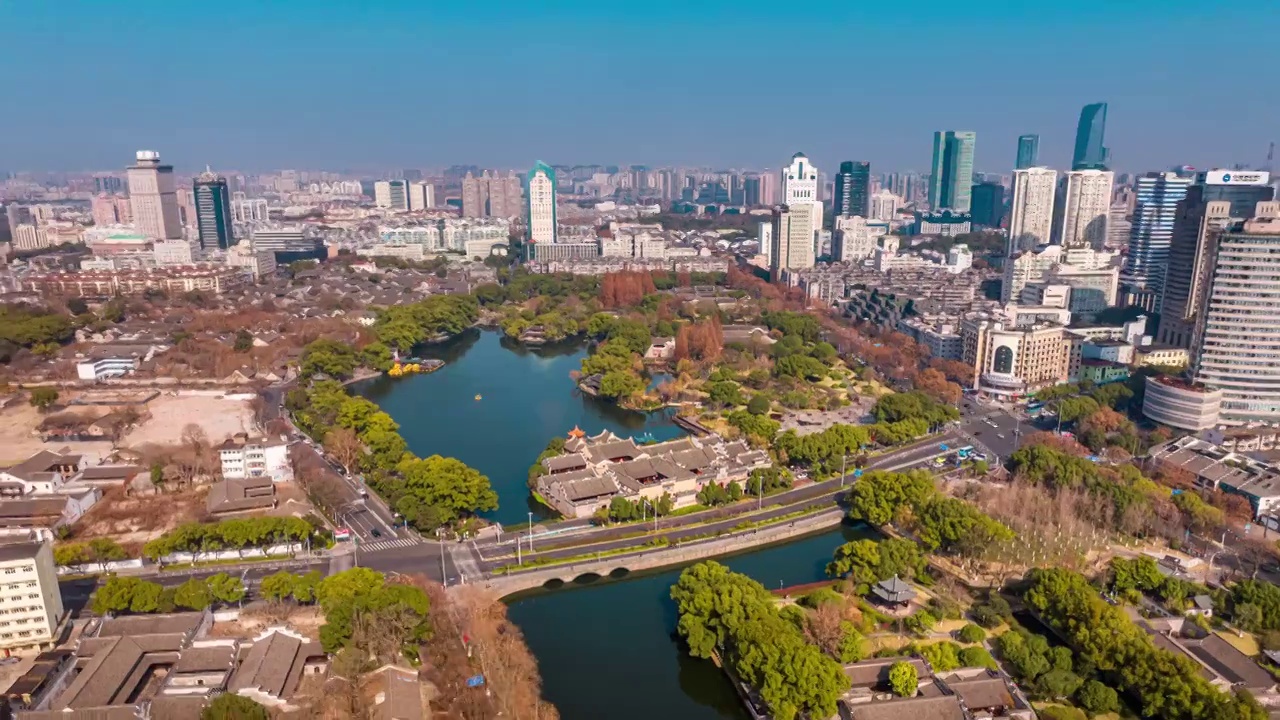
[[956, 398, 1041, 462]]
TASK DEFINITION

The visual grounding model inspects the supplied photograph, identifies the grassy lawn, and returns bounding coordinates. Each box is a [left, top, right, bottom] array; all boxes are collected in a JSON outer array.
[[1214, 629, 1261, 656]]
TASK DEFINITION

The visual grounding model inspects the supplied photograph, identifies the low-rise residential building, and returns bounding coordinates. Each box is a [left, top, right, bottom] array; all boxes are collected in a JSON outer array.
[[1134, 343, 1190, 368], [25, 265, 252, 297], [1078, 358, 1130, 385], [0, 535, 64, 655], [535, 429, 771, 518], [207, 476, 276, 516], [218, 434, 292, 482], [75, 356, 139, 381], [1148, 436, 1280, 522], [837, 656, 1033, 720]]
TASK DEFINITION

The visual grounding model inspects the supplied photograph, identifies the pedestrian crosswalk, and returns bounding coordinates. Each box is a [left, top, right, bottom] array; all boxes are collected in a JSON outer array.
[[360, 537, 421, 553]]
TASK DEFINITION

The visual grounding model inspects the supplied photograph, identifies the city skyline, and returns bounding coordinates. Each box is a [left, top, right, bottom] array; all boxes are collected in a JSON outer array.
[[1, 2, 1276, 173]]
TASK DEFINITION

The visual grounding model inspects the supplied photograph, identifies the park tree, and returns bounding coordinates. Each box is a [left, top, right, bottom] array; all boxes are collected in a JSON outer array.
[[260, 570, 297, 602], [202, 693, 269, 720], [598, 370, 644, 401], [174, 577, 213, 610], [393, 455, 498, 530], [208, 573, 246, 604], [233, 329, 254, 352], [29, 387, 59, 411], [1076, 679, 1120, 716], [888, 661, 918, 697], [299, 338, 359, 379], [323, 428, 364, 474]]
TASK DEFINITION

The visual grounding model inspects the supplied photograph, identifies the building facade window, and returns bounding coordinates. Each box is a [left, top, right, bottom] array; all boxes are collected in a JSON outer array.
[[994, 346, 1015, 373]]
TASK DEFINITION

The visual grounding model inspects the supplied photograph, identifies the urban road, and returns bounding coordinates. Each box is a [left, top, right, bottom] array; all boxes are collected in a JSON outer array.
[[56, 427, 968, 610]]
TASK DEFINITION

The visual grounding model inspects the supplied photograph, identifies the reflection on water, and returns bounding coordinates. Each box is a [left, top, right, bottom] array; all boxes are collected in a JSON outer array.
[[507, 523, 879, 720], [353, 329, 683, 524]]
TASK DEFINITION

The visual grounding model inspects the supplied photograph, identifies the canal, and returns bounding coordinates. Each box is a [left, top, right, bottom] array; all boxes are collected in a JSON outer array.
[[351, 329, 684, 525], [508, 523, 876, 720]]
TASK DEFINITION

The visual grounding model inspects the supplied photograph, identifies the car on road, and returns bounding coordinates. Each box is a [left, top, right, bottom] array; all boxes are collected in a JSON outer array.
[[997, 433, 1006, 439], [371, 528, 383, 538]]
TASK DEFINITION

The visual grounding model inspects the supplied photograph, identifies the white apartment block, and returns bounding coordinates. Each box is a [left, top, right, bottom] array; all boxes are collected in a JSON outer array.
[[869, 190, 902, 221], [0, 537, 64, 654], [374, 180, 408, 211], [12, 225, 48, 252], [1058, 170, 1114, 250], [76, 357, 139, 381], [833, 215, 880, 262], [1008, 167, 1057, 254], [1193, 208, 1280, 425], [232, 194, 269, 223], [219, 436, 292, 482], [407, 182, 435, 211], [227, 244, 277, 278], [153, 240, 195, 266]]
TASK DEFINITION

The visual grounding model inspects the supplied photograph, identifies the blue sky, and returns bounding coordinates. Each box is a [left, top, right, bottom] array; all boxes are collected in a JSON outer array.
[[2, 0, 1276, 175]]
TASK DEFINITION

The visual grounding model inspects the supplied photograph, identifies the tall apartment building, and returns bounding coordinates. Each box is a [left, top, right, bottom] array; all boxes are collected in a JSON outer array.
[[90, 194, 132, 226], [126, 150, 183, 240], [1057, 170, 1114, 250], [231, 193, 269, 223], [1071, 102, 1110, 170], [1191, 205, 1280, 424], [832, 215, 880, 262], [461, 171, 523, 218], [526, 161, 557, 245], [1123, 171, 1192, 301], [1158, 170, 1275, 348], [193, 170, 234, 250], [374, 180, 408, 211], [1007, 167, 1057, 254], [770, 203, 816, 278], [1015, 134, 1039, 170], [869, 190, 902, 222], [407, 182, 435, 211], [782, 153, 823, 235], [0, 535, 64, 653], [929, 131, 976, 212], [833, 161, 871, 222]]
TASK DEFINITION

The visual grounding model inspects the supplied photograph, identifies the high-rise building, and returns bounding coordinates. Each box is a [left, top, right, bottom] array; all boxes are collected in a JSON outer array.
[[743, 175, 762, 206], [1071, 102, 1110, 171], [869, 190, 902, 222], [1157, 170, 1275, 347], [1191, 204, 1280, 424], [770, 203, 816, 277], [1122, 172, 1192, 299], [929, 131, 977, 212], [374, 180, 408, 210], [90, 194, 131, 227], [526, 161, 557, 245], [126, 150, 183, 240], [408, 182, 435, 211], [1008, 167, 1057, 254], [970, 182, 1005, 228], [1057, 170, 1114, 250], [758, 171, 778, 206], [782, 153, 823, 235], [462, 171, 523, 218], [193, 170, 234, 250], [1015, 134, 1039, 170], [832, 161, 871, 222]]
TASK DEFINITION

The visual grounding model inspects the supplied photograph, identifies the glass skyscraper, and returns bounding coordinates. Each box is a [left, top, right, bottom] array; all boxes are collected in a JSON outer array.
[[970, 182, 1005, 228], [832, 161, 871, 221], [928, 131, 976, 213], [1015, 134, 1039, 170], [1072, 103, 1110, 170], [1123, 171, 1191, 301], [193, 170, 233, 250]]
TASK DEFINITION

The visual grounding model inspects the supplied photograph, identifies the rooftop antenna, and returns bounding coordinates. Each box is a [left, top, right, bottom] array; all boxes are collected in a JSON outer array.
[[1267, 141, 1275, 172]]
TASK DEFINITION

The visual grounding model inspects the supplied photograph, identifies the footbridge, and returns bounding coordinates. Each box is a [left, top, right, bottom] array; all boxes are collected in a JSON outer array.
[[477, 508, 843, 598]]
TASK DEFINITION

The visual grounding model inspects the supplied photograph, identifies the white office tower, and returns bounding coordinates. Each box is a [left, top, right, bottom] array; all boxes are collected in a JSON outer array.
[[770, 203, 816, 278], [869, 190, 902, 221], [1193, 204, 1280, 424], [374, 180, 408, 210], [1058, 170, 1114, 250], [408, 182, 435, 211], [526, 161, 557, 244], [782, 153, 824, 235], [126, 150, 183, 240], [1007, 167, 1057, 254]]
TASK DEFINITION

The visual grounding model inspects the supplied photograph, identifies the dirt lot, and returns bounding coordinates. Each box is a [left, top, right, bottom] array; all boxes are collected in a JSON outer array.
[[0, 400, 113, 465], [209, 603, 324, 640], [71, 486, 210, 549], [122, 393, 258, 447]]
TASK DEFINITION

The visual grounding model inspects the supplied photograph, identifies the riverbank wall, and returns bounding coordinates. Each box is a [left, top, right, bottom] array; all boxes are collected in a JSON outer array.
[[480, 507, 845, 598]]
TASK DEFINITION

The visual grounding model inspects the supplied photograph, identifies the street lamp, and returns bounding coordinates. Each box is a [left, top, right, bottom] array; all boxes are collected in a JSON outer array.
[[436, 528, 448, 587], [527, 511, 534, 552]]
